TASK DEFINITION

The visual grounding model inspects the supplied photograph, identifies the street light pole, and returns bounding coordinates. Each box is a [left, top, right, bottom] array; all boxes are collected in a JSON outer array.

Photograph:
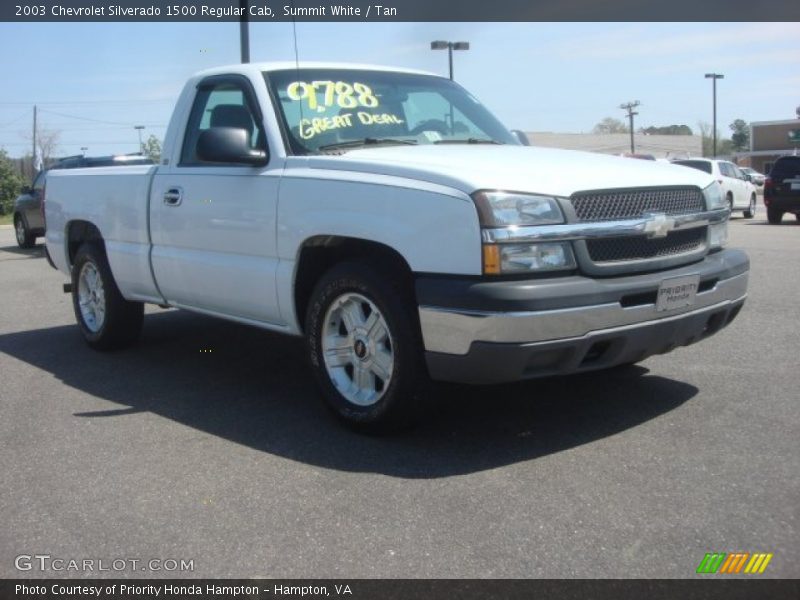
[[448, 45, 453, 80], [430, 40, 470, 81], [239, 0, 250, 63], [705, 73, 724, 157]]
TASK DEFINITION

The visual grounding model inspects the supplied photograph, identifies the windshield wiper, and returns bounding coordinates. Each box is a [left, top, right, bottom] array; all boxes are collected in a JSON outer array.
[[434, 138, 504, 145], [318, 138, 418, 152]]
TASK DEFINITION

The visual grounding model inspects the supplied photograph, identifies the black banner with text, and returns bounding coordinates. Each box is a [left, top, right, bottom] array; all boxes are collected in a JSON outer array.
[[2, 579, 799, 600], [3, 0, 799, 22]]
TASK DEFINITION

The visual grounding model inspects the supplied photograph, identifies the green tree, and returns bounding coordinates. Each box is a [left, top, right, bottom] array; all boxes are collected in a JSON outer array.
[[141, 135, 162, 163], [729, 119, 750, 152], [641, 124, 693, 135], [592, 117, 629, 134], [0, 149, 24, 215]]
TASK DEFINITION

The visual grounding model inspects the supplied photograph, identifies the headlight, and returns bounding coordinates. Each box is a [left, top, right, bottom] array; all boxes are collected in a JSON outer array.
[[483, 242, 576, 274], [473, 191, 565, 226], [703, 182, 726, 211]]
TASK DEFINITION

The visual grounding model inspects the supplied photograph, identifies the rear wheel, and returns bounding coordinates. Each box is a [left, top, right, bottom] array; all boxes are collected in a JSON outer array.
[[305, 261, 427, 432], [767, 207, 783, 225], [743, 194, 756, 219], [14, 215, 35, 248], [71, 243, 143, 350]]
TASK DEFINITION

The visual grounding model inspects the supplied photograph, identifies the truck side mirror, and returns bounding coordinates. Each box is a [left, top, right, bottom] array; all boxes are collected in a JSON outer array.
[[197, 127, 268, 166], [510, 130, 531, 146]]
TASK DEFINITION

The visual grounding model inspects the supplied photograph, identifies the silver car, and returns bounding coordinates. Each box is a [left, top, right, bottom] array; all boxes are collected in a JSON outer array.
[[13, 170, 46, 248]]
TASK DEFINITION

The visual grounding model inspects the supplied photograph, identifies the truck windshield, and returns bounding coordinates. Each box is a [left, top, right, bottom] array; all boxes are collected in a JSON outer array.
[[264, 68, 517, 154]]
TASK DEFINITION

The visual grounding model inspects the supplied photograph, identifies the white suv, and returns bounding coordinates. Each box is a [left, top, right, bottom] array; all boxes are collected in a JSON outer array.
[[673, 158, 758, 218]]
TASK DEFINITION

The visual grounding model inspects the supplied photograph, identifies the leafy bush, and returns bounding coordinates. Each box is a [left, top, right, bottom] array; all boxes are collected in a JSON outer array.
[[0, 149, 24, 216]]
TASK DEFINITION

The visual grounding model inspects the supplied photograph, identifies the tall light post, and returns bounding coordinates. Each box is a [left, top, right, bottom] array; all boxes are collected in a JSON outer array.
[[134, 125, 145, 152], [430, 40, 470, 80], [705, 73, 724, 157], [239, 0, 250, 63]]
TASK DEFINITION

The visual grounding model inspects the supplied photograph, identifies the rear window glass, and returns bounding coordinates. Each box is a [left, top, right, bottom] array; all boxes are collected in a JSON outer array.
[[770, 157, 800, 181], [673, 160, 712, 174]]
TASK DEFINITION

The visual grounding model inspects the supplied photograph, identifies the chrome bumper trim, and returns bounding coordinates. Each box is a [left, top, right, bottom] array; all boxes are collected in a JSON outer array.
[[481, 208, 729, 244], [419, 271, 748, 355]]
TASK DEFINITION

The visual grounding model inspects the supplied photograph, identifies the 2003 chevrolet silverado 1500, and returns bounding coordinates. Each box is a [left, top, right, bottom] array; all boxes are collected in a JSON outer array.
[[45, 62, 749, 431]]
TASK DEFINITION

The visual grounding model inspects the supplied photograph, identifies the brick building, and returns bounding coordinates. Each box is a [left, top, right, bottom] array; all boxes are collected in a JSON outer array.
[[734, 117, 800, 174]]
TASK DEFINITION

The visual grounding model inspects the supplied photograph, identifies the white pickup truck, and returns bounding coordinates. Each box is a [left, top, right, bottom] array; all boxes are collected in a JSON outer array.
[[45, 62, 749, 431]]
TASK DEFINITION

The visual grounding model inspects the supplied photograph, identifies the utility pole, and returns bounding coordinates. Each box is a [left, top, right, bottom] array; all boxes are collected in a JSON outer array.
[[135, 125, 145, 152], [619, 100, 640, 154], [239, 0, 250, 63], [32, 105, 37, 179]]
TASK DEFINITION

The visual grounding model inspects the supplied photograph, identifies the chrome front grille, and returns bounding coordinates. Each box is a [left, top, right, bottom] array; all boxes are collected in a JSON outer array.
[[570, 187, 705, 222], [568, 186, 709, 273], [586, 227, 707, 263]]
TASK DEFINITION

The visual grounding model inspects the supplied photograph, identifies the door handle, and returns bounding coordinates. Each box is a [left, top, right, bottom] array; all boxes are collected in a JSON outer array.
[[163, 187, 183, 206]]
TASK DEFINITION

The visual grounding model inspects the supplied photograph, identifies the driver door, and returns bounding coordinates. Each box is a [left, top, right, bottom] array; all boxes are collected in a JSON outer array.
[[149, 75, 283, 325]]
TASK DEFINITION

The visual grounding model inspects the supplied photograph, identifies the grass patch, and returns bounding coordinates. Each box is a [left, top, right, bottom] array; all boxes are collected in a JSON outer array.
[[0, 213, 13, 226]]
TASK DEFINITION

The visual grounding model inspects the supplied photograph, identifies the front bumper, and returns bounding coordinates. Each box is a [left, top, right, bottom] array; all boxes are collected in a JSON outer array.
[[417, 249, 749, 384]]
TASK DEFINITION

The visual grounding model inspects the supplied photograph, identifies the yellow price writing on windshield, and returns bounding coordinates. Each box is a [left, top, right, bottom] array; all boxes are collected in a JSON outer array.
[[287, 81, 379, 112]]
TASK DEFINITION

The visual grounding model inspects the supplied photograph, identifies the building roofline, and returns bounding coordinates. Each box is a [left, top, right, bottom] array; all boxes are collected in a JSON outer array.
[[733, 149, 799, 157], [750, 119, 800, 127]]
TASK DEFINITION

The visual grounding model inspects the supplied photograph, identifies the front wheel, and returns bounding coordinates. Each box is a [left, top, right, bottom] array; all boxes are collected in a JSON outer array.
[[71, 243, 144, 350], [743, 194, 756, 219], [305, 261, 428, 432], [767, 207, 783, 225], [14, 215, 35, 248]]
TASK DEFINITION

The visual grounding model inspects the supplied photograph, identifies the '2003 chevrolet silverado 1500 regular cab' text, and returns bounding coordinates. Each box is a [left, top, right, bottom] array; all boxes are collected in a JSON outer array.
[[45, 63, 749, 431]]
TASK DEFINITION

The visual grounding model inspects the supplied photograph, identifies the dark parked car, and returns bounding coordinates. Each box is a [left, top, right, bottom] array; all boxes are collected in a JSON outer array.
[[764, 156, 800, 225], [13, 153, 154, 248]]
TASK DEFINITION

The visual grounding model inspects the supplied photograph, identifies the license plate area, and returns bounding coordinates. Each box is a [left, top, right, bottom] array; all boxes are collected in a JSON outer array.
[[656, 274, 700, 312]]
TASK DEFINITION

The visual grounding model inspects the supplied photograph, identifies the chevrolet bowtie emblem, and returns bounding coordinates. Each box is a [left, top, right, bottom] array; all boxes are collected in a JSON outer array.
[[643, 212, 676, 238]]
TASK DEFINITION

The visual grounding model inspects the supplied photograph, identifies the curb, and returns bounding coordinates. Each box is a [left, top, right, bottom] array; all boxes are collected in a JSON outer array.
[[0, 224, 12, 230]]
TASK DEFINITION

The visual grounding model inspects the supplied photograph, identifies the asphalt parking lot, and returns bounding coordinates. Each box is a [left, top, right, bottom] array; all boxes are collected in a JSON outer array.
[[0, 211, 797, 579]]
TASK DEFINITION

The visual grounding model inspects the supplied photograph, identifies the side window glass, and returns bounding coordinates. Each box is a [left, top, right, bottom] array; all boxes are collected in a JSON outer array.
[[180, 82, 266, 165]]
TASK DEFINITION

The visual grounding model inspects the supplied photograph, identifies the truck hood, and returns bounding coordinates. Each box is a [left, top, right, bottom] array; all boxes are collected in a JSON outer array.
[[306, 145, 714, 197]]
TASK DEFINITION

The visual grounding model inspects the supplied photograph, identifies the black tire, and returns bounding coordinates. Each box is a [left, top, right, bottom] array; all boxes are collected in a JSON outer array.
[[767, 207, 783, 225], [305, 261, 428, 433], [743, 194, 756, 219], [14, 214, 35, 249], [71, 243, 143, 350], [795, 213, 800, 223]]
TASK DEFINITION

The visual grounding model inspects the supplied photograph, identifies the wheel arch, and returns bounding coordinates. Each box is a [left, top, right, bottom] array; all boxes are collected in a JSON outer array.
[[66, 220, 105, 268], [293, 235, 415, 334]]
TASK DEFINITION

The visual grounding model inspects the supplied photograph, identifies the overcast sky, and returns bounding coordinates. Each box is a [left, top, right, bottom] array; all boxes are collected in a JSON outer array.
[[0, 21, 798, 157]]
